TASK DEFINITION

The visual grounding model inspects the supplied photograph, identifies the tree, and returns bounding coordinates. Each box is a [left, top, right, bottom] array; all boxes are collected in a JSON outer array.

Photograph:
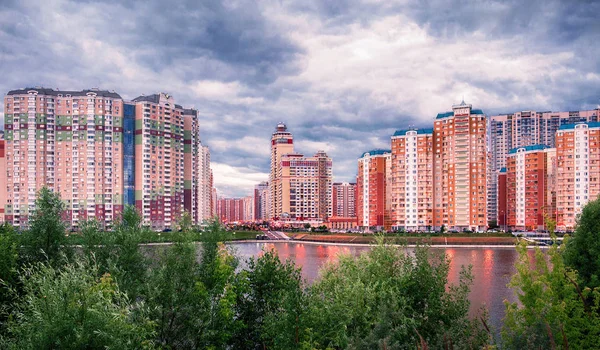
[[502, 219, 600, 349], [21, 187, 70, 265], [193, 219, 239, 348], [304, 242, 490, 349], [105, 205, 150, 300], [1, 259, 155, 349], [147, 212, 214, 348], [563, 197, 600, 291], [0, 223, 19, 331], [232, 249, 306, 350]]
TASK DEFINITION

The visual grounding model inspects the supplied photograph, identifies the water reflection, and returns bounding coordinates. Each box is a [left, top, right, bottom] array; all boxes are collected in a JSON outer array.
[[231, 242, 519, 334]]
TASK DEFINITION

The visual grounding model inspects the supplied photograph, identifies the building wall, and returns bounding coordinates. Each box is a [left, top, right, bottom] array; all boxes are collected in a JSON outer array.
[[216, 197, 245, 223], [488, 109, 599, 225], [357, 150, 391, 230], [270, 123, 294, 220], [280, 151, 333, 220], [132, 93, 184, 230], [391, 129, 433, 231], [556, 122, 600, 231], [332, 182, 356, 218], [506, 146, 554, 231], [497, 169, 507, 230], [253, 181, 269, 221], [3, 88, 124, 229], [0, 139, 5, 223], [183, 109, 201, 224], [433, 102, 487, 231], [123, 103, 136, 208]]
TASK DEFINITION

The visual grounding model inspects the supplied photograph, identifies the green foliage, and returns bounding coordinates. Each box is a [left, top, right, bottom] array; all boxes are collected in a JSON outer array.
[[563, 197, 600, 291], [232, 249, 305, 350], [0, 223, 19, 328], [21, 187, 70, 265], [194, 219, 239, 348], [305, 244, 489, 349], [502, 221, 600, 349], [1, 259, 155, 349], [83, 205, 149, 300], [147, 214, 203, 348]]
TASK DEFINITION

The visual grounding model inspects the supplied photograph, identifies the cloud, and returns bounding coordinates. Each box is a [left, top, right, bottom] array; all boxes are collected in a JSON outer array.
[[1, 0, 599, 197]]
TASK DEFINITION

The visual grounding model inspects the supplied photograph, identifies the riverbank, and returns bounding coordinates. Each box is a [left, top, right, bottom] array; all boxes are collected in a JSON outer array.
[[288, 233, 519, 246]]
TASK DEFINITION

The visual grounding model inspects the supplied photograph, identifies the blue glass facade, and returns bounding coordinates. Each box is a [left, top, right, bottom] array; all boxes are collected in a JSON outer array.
[[123, 103, 136, 207]]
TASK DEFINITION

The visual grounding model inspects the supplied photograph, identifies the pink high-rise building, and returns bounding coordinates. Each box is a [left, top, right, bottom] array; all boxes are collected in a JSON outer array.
[[0, 138, 5, 223], [332, 182, 356, 218], [4, 88, 125, 229], [131, 93, 185, 230]]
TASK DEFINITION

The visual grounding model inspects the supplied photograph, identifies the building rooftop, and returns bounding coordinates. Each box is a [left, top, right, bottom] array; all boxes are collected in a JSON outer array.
[[183, 108, 198, 116], [558, 121, 600, 130], [435, 108, 484, 119], [360, 149, 391, 158], [7, 87, 122, 99], [508, 144, 551, 154], [392, 128, 434, 136]]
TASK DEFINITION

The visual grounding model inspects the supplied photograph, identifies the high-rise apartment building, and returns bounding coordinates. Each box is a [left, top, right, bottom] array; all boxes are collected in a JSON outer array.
[[0, 138, 5, 223], [131, 93, 185, 230], [332, 182, 356, 218], [390, 128, 434, 231], [216, 197, 245, 223], [198, 145, 213, 222], [497, 168, 507, 230], [3, 88, 125, 228], [253, 181, 270, 221], [505, 145, 556, 231], [555, 122, 600, 231], [242, 196, 254, 221], [280, 151, 333, 220], [183, 108, 203, 223], [433, 102, 487, 231], [489, 109, 599, 226], [357, 150, 392, 230], [270, 123, 294, 219]]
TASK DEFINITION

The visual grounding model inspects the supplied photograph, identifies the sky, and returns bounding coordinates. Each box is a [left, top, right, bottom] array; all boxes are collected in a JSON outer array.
[[1, 0, 599, 197]]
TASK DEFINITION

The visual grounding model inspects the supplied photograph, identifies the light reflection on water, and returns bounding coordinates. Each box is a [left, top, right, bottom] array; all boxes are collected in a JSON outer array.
[[230, 241, 524, 334]]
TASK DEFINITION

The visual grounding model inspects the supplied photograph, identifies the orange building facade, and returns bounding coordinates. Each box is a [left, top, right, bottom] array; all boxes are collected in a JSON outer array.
[[506, 145, 556, 231], [433, 102, 487, 231], [391, 129, 434, 231], [357, 150, 392, 230], [555, 122, 600, 231]]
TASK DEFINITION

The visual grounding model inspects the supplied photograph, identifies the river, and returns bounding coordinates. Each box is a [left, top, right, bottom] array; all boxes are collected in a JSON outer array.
[[230, 241, 526, 335]]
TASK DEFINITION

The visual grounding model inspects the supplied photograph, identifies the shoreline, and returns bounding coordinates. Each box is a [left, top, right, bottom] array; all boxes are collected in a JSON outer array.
[[227, 239, 544, 249]]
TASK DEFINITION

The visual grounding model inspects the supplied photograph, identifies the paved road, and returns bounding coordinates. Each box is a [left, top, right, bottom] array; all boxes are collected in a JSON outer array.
[[266, 231, 291, 240]]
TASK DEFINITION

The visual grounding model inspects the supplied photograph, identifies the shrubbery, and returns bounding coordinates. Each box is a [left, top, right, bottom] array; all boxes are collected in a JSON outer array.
[[2, 187, 600, 348]]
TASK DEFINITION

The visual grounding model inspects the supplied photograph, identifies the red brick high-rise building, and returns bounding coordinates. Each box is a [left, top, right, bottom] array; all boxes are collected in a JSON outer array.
[[433, 101, 487, 231], [357, 150, 391, 231], [506, 145, 556, 231]]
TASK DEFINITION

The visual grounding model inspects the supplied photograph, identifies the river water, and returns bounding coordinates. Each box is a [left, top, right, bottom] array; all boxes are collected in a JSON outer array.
[[230, 241, 525, 335]]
